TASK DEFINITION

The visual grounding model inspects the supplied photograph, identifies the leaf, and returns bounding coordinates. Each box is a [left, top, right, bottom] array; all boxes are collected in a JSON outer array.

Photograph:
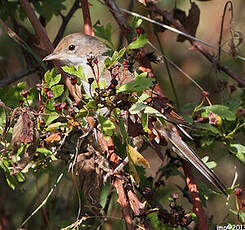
[[118, 118, 128, 143], [117, 72, 154, 93], [51, 85, 64, 99], [45, 114, 59, 126], [45, 122, 64, 131], [45, 133, 61, 143], [144, 106, 165, 118], [128, 34, 148, 49], [129, 102, 147, 114], [129, 160, 140, 185], [195, 123, 221, 135], [93, 21, 114, 49], [177, 2, 200, 42], [62, 65, 86, 81], [98, 114, 115, 137], [104, 48, 126, 69], [229, 144, 245, 164], [36, 148, 52, 155], [201, 156, 217, 169], [44, 69, 61, 87], [230, 209, 245, 223], [127, 144, 150, 168], [200, 105, 236, 121], [141, 112, 148, 132]]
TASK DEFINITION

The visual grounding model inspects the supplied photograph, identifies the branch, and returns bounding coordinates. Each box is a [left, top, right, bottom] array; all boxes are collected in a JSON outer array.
[[81, 0, 94, 36], [53, 0, 80, 47], [0, 68, 37, 87], [19, 0, 82, 105], [19, 0, 53, 52], [181, 160, 209, 230], [147, 3, 245, 87], [113, 178, 134, 230]]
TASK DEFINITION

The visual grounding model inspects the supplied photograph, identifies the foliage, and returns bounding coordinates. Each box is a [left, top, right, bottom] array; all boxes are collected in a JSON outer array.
[[0, 0, 245, 229]]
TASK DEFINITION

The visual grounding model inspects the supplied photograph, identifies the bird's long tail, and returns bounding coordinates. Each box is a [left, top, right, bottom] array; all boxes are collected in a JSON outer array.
[[155, 120, 227, 195]]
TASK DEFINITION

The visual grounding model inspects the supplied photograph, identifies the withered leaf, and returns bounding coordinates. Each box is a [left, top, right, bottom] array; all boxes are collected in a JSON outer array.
[[177, 2, 200, 42], [45, 133, 61, 143], [11, 107, 38, 154]]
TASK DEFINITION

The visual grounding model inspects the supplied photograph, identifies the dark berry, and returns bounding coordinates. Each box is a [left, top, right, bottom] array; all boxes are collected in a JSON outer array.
[[88, 78, 94, 84], [111, 78, 118, 86], [70, 77, 77, 85], [94, 58, 98, 64]]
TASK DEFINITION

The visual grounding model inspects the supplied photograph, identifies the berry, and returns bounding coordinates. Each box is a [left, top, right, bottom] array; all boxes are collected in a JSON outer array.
[[94, 58, 98, 64], [136, 27, 144, 35], [111, 78, 118, 86], [60, 102, 67, 110], [88, 78, 94, 84], [47, 91, 54, 98], [21, 90, 29, 98], [70, 76, 77, 85], [234, 188, 242, 198], [19, 100, 24, 106], [43, 86, 49, 93], [55, 102, 62, 111]]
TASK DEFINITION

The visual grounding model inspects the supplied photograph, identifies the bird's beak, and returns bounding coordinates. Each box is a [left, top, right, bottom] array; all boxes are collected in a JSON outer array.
[[42, 52, 61, 61]]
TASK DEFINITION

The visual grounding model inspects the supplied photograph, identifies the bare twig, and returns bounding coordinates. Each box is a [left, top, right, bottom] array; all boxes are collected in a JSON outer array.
[[81, 0, 94, 36], [0, 68, 37, 87], [19, 0, 82, 105], [181, 160, 209, 230], [120, 7, 245, 87], [53, 0, 80, 47]]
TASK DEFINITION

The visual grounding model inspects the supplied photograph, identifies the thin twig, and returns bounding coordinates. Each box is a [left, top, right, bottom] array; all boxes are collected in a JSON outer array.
[[53, 0, 80, 47], [0, 68, 37, 87]]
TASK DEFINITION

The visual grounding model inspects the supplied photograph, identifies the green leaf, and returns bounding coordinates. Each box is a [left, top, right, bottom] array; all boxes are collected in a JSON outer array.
[[36, 148, 52, 155], [128, 34, 148, 49], [201, 156, 217, 169], [230, 209, 245, 223], [97, 114, 115, 137], [228, 143, 245, 164], [142, 112, 148, 132], [62, 65, 86, 81], [144, 106, 165, 118], [200, 105, 236, 121], [129, 102, 147, 114], [51, 85, 64, 99], [104, 48, 126, 69], [44, 69, 61, 87], [195, 123, 221, 135], [93, 21, 114, 49], [118, 118, 128, 143], [45, 114, 59, 126], [117, 72, 154, 93]]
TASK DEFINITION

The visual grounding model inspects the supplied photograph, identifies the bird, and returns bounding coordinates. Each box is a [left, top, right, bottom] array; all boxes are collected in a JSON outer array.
[[43, 32, 227, 195], [43, 33, 133, 96]]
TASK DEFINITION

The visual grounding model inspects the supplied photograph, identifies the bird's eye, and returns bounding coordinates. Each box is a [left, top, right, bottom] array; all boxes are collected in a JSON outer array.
[[68, 44, 75, 51]]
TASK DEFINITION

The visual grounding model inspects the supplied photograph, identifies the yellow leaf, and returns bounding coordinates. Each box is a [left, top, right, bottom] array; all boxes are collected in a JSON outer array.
[[129, 160, 140, 185], [127, 144, 150, 168]]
